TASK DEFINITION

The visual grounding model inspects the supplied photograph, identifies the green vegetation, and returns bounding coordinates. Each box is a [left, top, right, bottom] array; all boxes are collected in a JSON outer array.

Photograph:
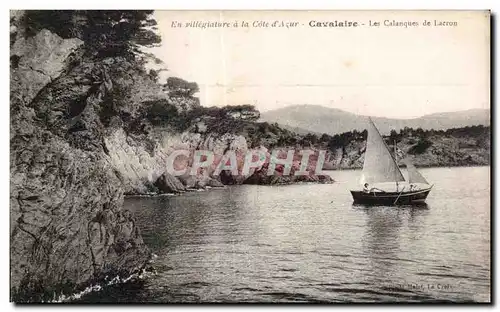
[[143, 94, 490, 158], [329, 125, 488, 151], [408, 139, 433, 155], [327, 129, 367, 149], [144, 102, 261, 131], [166, 77, 200, 97], [22, 10, 161, 59]]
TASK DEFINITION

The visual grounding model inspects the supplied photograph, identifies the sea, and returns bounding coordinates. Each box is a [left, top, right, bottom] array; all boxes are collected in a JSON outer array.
[[78, 166, 490, 303]]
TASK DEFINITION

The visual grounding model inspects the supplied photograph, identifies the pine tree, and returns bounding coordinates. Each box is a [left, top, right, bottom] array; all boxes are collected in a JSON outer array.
[[23, 10, 161, 59]]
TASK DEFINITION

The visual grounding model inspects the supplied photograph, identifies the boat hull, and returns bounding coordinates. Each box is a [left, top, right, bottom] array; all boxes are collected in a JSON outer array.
[[350, 188, 431, 205]]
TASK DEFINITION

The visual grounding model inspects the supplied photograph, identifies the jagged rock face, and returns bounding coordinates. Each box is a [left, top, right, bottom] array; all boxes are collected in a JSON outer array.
[[11, 28, 83, 106], [10, 24, 150, 301], [154, 173, 186, 194], [177, 175, 198, 189], [105, 128, 249, 194], [219, 170, 245, 185], [10, 134, 149, 301], [104, 124, 340, 192], [243, 164, 333, 185], [105, 128, 185, 194], [329, 141, 366, 169], [207, 178, 225, 188]]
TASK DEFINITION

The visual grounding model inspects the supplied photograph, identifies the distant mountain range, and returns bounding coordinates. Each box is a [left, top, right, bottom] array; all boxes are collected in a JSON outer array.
[[260, 105, 490, 135]]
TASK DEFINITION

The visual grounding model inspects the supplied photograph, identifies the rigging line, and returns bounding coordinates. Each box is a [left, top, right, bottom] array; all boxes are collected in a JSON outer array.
[[395, 139, 398, 191], [394, 186, 406, 205]]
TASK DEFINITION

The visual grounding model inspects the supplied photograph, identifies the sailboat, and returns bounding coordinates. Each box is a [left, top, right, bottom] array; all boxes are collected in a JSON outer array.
[[350, 118, 433, 205]]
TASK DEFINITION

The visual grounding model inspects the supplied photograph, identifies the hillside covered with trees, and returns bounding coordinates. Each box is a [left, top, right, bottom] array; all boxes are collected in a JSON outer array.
[[145, 91, 490, 169]]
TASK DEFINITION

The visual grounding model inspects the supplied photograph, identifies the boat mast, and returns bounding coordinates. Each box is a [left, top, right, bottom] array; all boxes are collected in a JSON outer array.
[[394, 139, 398, 192]]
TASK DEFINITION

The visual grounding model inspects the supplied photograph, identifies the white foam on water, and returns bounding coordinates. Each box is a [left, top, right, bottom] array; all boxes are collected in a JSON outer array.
[[48, 268, 157, 303]]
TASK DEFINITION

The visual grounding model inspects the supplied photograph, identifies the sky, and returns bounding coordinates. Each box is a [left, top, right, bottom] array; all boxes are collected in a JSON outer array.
[[147, 10, 490, 119]]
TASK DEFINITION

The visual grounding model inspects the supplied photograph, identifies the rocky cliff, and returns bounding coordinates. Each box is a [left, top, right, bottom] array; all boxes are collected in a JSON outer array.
[[10, 16, 154, 301], [105, 125, 334, 195], [327, 129, 490, 170], [104, 127, 249, 194]]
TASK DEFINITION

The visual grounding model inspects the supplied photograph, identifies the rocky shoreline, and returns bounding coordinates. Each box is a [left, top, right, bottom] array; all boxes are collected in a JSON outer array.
[[10, 25, 152, 301], [124, 169, 334, 197], [125, 178, 334, 198]]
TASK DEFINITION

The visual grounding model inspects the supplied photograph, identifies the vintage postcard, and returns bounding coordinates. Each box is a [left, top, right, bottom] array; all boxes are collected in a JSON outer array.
[[10, 10, 490, 303]]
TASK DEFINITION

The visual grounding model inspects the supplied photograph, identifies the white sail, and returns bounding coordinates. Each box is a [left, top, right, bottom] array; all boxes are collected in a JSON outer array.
[[360, 118, 405, 184], [403, 158, 429, 185]]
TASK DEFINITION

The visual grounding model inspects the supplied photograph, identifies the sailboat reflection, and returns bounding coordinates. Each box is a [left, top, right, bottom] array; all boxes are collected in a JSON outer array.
[[354, 203, 431, 288]]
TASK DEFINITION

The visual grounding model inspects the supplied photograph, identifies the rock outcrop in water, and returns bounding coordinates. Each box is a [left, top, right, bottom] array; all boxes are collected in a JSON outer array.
[[243, 165, 334, 185], [154, 173, 186, 194]]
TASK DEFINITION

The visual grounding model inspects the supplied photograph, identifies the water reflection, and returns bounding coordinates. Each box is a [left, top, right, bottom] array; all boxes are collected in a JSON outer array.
[[352, 203, 431, 288], [362, 206, 404, 285], [98, 167, 490, 303]]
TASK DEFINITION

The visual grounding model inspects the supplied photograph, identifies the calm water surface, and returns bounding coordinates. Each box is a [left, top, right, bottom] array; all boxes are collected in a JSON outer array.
[[81, 166, 490, 303]]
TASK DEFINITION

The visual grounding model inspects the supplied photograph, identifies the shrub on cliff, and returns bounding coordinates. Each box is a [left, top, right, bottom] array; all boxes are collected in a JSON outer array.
[[408, 139, 433, 155], [224, 105, 260, 121], [145, 99, 180, 126], [389, 129, 402, 143], [146, 104, 262, 134], [445, 125, 488, 138], [328, 129, 367, 149], [165, 77, 200, 97]]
